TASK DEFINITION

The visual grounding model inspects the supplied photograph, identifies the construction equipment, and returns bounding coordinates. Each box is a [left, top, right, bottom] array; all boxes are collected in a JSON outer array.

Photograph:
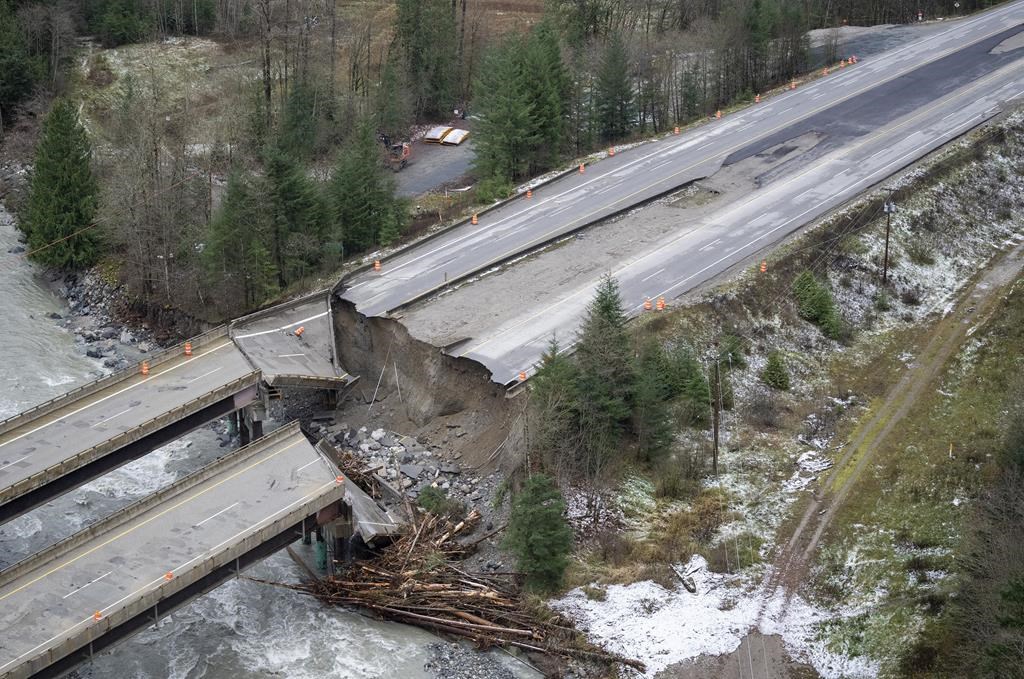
[[386, 141, 411, 172]]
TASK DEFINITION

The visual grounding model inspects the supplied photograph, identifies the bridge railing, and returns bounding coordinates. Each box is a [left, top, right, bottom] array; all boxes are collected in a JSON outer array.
[[0, 371, 260, 506], [0, 420, 301, 589], [0, 325, 229, 438]]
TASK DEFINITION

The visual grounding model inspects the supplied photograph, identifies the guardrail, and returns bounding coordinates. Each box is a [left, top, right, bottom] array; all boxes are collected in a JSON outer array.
[[0, 420, 301, 590], [0, 325, 229, 438], [0, 371, 260, 506], [229, 289, 332, 332], [265, 373, 354, 389]]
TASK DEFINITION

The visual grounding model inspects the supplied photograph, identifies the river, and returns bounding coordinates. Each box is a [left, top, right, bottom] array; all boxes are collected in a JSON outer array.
[[0, 205, 531, 678]]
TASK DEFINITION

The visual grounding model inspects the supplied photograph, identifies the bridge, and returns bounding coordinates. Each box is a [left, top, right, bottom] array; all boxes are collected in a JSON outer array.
[[1, 3, 1023, 675]]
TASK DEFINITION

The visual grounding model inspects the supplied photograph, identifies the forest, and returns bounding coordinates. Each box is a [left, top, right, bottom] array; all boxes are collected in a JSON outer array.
[[0, 0, 1005, 321]]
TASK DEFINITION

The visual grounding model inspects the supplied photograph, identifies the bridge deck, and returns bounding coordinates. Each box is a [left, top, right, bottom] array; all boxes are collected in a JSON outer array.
[[231, 291, 354, 389], [0, 422, 344, 679], [0, 329, 259, 516]]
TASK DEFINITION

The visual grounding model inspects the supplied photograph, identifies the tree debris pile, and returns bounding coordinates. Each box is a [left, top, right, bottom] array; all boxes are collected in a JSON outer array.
[[289, 509, 645, 673]]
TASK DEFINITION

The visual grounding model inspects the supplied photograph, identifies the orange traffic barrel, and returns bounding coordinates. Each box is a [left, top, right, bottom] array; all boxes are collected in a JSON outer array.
[[760, 260, 768, 273], [184, 341, 192, 357], [609, 147, 615, 156], [518, 371, 527, 382], [674, 126, 680, 134], [295, 326, 305, 337], [643, 298, 653, 311], [579, 163, 585, 173], [656, 297, 666, 311], [471, 214, 478, 225], [755, 94, 761, 103], [373, 260, 381, 271], [164, 571, 174, 581], [93, 611, 103, 621], [526, 189, 533, 199], [140, 361, 149, 376], [715, 110, 722, 119]]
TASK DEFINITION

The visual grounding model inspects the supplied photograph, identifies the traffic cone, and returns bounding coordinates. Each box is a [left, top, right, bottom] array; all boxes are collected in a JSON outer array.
[[755, 94, 761, 103], [526, 189, 533, 199], [656, 297, 666, 311], [579, 163, 585, 174], [643, 298, 653, 311], [471, 214, 478, 225], [93, 611, 103, 621], [760, 260, 768, 273], [518, 371, 527, 382], [373, 259, 381, 271], [140, 361, 149, 376], [184, 341, 192, 357], [609, 147, 615, 156]]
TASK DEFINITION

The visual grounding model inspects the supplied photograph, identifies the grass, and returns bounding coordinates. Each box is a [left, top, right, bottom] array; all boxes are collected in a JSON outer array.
[[808, 276, 1024, 674]]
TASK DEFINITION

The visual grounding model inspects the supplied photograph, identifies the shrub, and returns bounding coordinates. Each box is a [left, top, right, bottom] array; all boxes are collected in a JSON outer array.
[[874, 290, 892, 312], [792, 270, 846, 340], [761, 351, 791, 391], [905, 240, 936, 266], [476, 175, 514, 203], [747, 389, 782, 428], [504, 474, 574, 592], [417, 486, 464, 518]]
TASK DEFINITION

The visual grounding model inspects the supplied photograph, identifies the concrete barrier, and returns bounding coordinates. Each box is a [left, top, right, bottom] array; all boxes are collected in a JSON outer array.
[[0, 326, 229, 438]]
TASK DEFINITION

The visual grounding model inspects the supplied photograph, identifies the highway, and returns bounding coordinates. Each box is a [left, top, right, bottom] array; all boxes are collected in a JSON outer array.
[[231, 291, 354, 389], [0, 330, 260, 520], [340, 1, 1024, 320], [452, 57, 1024, 383], [0, 422, 345, 679]]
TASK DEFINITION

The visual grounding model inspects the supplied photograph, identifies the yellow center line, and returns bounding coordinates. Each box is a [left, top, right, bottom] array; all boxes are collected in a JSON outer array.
[[457, 61, 1018, 360], [0, 438, 303, 602], [389, 13, 1017, 313]]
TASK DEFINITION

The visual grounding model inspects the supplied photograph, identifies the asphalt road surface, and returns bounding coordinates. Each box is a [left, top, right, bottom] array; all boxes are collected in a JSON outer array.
[[455, 58, 1024, 383], [340, 2, 1024, 321], [0, 424, 343, 679], [0, 338, 256, 504], [231, 292, 351, 386]]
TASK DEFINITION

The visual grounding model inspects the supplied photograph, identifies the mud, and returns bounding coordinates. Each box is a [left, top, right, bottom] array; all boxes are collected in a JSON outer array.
[[332, 296, 518, 470], [657, 633, 817, 679]]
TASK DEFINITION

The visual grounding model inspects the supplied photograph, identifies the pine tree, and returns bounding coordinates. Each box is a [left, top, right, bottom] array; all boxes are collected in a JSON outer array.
[[0, 0, 38, 127], [375, 56, 414, 141], [279, 81, 317, 160], [22, 99, 101, 270], [522, 20, 569, 173], [504, 474, 573, 592], [575, 274, 634, 477], [595, 35, 633, 141], [264, 149, 327, 286], [328, 119, 407, 254], [204, 170, 278, 311], [632, 339, 674, 463], [667, 344, 711, 428], [530, 336, 581, 475], [473, 37, 536, 182], [395, 0, 458, 119], [762, 350, 791, 391]]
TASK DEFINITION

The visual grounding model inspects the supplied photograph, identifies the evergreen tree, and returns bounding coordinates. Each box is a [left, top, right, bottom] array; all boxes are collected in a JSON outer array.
[[595, 35, 633, 141], [762, 350, 791, 391], [0, 0, 38, 126], [279, 81, 317, 160], [632, 339, 674, 463], [204, 170, 278, 311], [473, 37, 536, 182], [328, 119, 407, 254], [522, 20, 569, 172], [504, 474, 573, 592], [375, 56, 414, 141], [667, 343, 711, 427], [22, 99, 101, 270], [793, 270, 844, 340], [530, 336, 581, 475], [394, 0, 458, 119], [575, 275, 634, 476], [263, 149, 327, 286]]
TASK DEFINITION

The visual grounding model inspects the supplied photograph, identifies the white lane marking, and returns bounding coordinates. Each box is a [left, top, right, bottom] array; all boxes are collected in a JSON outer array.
[[793, 186, 817, 201], [194, 502, 240, 527], [868, 148, 889, 161], [186, 366, 223, 384], [698, 238, 722, 252], [640, 268, 666, 282], [296, 458, 321, 473], [61, 571, 112, 599], [90, 407, 133, 429], [233, 311, 328, 339], [836, 169, 850, 177], [0, 459, 22, 471], [0, 341, 235, 451], [277, 353, 306, 358]]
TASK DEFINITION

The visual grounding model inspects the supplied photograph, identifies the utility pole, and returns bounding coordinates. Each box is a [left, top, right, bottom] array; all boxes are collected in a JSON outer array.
[[882, 191, 897, 285], [711, 340, 721, 477]]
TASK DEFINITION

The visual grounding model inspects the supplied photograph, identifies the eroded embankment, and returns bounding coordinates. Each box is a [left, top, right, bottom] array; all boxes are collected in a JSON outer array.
[[332, 296, 518, 470]]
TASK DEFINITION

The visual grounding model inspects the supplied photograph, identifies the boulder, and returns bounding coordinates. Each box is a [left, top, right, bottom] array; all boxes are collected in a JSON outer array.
[[119, 329, 134, 344], [86, 347, 103, 359], [400, 464, 424, 479], [99, 326, 119, 340], [370, 428, 386, 442]]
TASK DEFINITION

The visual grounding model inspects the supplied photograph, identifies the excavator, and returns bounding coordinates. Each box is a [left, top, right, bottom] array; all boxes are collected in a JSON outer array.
[[379, 133, 411, 172]]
